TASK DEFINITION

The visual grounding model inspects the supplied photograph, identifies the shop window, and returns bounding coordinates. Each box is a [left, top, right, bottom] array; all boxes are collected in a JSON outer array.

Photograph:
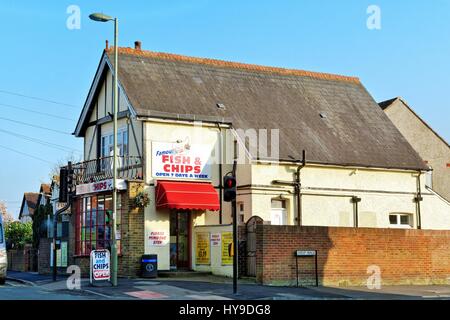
[[389, 213, 413, 229], [238, 202, 245, 224], [270, 199, 288, 225], [75, 194, 122, 256]]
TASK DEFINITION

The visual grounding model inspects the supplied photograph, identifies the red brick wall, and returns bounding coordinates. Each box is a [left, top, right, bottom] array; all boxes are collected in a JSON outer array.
[[38, 238, 51, 274], [256, 225, 450, 286], [7, 245, 35, 272]]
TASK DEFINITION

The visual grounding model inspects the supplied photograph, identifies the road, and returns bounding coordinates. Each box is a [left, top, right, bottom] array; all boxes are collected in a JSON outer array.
[[3, 272, 450, 300], [0, 280, 101, 300]]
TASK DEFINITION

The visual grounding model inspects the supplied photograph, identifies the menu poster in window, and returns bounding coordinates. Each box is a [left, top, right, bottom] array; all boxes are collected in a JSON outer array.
[[221, 232, 233, 265], [195, 232, 210, 265], [148, 230, 169, 246], [61, 241, 68, 267], [210, 233, 221, 246]]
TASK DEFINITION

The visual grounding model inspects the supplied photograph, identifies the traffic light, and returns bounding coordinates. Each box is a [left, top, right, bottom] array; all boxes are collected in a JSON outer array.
[[67, 167, 74, 195], [223, 175, 236, 202], [59, 166, 74, 203], [59, 168, 68, 202]]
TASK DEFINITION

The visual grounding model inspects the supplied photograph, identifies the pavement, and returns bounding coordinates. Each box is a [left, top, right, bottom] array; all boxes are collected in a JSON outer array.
[[4, 271, 450, 300]]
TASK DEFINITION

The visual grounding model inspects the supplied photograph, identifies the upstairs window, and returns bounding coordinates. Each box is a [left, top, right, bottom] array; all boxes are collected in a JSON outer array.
[[101, 128, 128, 158], [389, 213, 413, 229]]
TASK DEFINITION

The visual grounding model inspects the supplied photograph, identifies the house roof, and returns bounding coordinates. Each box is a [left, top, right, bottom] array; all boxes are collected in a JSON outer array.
[[76, 46, 428, 170], [19, 192, 39, 219], [379, 97, 450, 149], [40, 184, 51, 195], [36, 183, 51, 206]]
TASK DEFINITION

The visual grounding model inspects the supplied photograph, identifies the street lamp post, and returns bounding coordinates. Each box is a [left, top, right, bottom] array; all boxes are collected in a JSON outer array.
[[89, 12, 119, 287]]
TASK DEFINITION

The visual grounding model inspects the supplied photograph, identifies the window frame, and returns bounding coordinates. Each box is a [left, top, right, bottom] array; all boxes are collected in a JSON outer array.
[[270, 199, 288, 225], [238, 202, 245, 225], [100, 127, 129, 158], [389, 213, 413, 229], [75, 194, 122, 256]]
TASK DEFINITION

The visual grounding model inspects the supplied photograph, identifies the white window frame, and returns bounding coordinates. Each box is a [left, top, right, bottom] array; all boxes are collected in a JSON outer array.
[[389, 213, 413, 229], [270, 199, 288, 226], [238, 202, 245, 225], [101, 127, 128, 158], [101, 127, 128, 170]]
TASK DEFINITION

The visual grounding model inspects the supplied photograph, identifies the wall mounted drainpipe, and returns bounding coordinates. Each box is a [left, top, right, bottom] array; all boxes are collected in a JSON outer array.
[[351, 196, 362, 228], [216, 123, 223, 224], [296, 150, 306, 226], [415, 171, 423, 229]]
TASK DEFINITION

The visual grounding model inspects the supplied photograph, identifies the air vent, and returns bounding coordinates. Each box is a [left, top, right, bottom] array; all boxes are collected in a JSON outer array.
[[217, 103, 226, 110], [319, 113, 327, 119]]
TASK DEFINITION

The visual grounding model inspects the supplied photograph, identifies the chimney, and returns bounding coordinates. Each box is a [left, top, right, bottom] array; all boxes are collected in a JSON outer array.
[[105, 40, 109, 50], [134, 40, 142, 50]]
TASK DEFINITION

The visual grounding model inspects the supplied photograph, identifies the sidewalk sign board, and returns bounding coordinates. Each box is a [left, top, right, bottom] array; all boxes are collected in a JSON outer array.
[[90, 249, 111, 285]]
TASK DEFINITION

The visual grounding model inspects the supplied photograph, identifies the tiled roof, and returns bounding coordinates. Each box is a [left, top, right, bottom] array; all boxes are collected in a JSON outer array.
[[77, 46, 428, 170], [40, 184, 51, 195], [20, 192, 39, 217], [107, 47, 361, 84]]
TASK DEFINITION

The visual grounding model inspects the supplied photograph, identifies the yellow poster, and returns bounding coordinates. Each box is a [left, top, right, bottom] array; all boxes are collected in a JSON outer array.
[[221, 232, 233, 265], [195, 232, 210, 265]]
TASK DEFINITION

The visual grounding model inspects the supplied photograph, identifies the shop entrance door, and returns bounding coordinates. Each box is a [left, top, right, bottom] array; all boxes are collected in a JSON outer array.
[[170, 211, 191, 270]]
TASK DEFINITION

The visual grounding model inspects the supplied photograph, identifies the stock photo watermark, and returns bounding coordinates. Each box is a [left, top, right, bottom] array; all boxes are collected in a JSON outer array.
[[367, 5, 381, 30], [366, 265, 382, 290], [66, 265, 81, 290], [66, 5, 81, 30]]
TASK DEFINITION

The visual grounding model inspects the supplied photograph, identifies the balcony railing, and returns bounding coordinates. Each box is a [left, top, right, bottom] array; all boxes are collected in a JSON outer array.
[[69, 156, 143, 185]]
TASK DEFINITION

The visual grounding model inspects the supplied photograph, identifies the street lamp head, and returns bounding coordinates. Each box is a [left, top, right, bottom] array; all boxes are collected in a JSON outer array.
[[89, 13, 114, 22]]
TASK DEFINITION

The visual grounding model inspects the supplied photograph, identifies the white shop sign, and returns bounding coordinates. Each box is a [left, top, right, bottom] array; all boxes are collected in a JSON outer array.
[[210, 233, 221, 246], [90, 249, 111, 283], [151, 141, 212, 180], [148, 230, 169, 246], [76, 179, 127, 195]]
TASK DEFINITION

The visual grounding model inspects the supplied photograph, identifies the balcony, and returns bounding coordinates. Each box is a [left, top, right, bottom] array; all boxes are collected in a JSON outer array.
[[70, 156, 143, 185]]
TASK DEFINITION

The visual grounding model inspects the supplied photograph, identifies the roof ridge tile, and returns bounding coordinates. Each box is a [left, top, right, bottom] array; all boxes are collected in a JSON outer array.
[[106, 47, 361, 84]]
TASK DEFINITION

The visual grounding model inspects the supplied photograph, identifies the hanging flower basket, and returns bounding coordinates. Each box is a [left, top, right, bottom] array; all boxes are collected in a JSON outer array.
[[133, 191, 150, 208]]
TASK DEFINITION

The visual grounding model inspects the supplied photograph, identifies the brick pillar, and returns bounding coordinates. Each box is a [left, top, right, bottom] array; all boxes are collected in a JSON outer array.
[[118, 180, 145, 277]]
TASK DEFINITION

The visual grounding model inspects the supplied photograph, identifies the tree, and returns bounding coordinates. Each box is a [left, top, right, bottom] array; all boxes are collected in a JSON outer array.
[[49, 152, 81, 180], [0, 201, 14, 224], [5, 221, 33, 249]]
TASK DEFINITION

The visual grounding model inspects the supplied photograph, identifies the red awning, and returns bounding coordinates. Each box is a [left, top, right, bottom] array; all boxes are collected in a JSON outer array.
[[155, 180, 220, 211]]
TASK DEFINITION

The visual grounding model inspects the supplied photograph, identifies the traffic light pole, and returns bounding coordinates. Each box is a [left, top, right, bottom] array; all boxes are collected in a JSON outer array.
[[53, 161, 73, 281], [232, 160, 238, 295]]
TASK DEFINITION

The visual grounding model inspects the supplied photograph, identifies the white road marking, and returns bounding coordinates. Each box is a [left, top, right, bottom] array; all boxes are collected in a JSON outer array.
[[83, 289, 113, 299]]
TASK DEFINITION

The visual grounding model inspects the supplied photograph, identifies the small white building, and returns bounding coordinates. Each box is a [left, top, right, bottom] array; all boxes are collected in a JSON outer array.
[[68, 42, 450, 275]]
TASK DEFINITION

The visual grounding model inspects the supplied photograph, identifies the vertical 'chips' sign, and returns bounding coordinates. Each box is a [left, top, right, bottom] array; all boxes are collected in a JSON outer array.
[[90, 249, 111, 283]]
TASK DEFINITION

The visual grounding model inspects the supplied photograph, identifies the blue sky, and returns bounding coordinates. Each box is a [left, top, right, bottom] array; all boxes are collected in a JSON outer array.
[[0, 1, 449, 218]]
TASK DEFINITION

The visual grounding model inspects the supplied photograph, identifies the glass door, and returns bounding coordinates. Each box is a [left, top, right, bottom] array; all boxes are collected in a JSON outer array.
[[169, 211, 191, 270]]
